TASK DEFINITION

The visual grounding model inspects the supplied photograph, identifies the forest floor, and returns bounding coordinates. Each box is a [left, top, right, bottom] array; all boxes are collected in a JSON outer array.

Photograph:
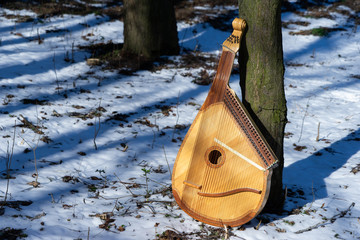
[[0, 0, 360, 239]]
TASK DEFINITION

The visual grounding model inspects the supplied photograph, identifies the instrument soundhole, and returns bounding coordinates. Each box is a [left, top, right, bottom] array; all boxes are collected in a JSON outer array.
[[209, 150, 222, 165], [205, 146, 225, 168]]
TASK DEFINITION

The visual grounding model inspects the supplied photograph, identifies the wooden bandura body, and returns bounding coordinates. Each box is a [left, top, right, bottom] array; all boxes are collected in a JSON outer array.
[[172, 18, 278, 227]]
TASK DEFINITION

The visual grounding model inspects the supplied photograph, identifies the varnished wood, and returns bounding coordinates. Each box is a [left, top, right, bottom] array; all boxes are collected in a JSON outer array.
[[183, 181, 202, 190], [201, 51, 234, 110], [201, 18, 246, 110], [172, 18, 278, 227], [198, 188, 262, 197]]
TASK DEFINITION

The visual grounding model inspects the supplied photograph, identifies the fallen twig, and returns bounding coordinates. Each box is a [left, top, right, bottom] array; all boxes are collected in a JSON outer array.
[[18, 114, 44, 135], [295, 202, 355, 234], [162, 146, 172, 178], [1, 122, 16, 215], [298, 98, 310, 142], [114, 173, 138, 197], [138, 200, 173, 204]]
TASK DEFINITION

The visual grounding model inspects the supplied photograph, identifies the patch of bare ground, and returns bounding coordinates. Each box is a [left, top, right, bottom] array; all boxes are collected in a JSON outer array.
[[350, 74, 360, 79], [0, 0, 123, 21], [192, 69, 215, 85], [175, 0, 237, 31], [0, 0, 98, 17], [350, 164, 360, 174], [289, 27, 346, 37], [178, 51, 219, 70], [78, 41, 154, 74], [330, 0, 360, 15], [295, 9, 335, 20], [286, 62, 307, 67], [102, 5, 123, 21], [80, 40, 220, 79], [156, 223, 232, 240], [282, 0, 341, 13], [282, 21, 311, 29], [175, 0, 237, 10], [0, 228, 27, 239], [0, 13, 35, 23], [283, 0, 360, 25]]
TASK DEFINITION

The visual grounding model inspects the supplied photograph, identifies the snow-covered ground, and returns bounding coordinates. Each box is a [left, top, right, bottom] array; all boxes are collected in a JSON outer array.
[[0, 1, 359, 239]]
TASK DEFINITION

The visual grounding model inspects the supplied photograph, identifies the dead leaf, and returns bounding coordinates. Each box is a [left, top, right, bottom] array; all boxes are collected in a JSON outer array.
[[29, 212, 46, 221], [27, 181, 40, 188], [99, 217, 115, 230], [90, 176, 102, 180], [118, 225, 125, 232], [87, 58, 101, 66], [276, 228, 286, 233]]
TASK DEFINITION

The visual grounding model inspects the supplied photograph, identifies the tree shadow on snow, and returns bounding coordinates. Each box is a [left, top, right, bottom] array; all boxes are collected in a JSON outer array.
[[284, 128, 360, 203]]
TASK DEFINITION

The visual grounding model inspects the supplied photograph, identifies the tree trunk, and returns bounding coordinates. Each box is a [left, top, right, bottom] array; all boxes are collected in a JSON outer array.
[[238, 0, 287, 212], [123, 0, 179, 59]]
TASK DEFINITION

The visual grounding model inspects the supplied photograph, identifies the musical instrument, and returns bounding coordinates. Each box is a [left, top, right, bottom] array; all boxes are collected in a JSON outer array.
[[172, 18, 278, 227]]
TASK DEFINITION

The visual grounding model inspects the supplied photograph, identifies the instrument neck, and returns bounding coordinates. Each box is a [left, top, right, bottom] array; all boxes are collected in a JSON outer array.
[[201, 50, 235, 109]]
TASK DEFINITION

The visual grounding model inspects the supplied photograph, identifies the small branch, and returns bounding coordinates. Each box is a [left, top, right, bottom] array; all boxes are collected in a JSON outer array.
[[298, 98, 310, 142], [93, 114, 100, 150], [53, 52, 60, 94], [37, 28, 43, 44], [98, 195, 136, 200], [121, 206, 131, 216], [224, 223, 229, 239], [141, 176, 168, 188], [316, 122, 320, 141], [114, 173, 138, 197], [151, 115, 159, 149], [71, 41, 75, 63], [295, 202, 355, 234], [137, 200, 173, 204], [21, 136, 40, 187], [162, 146, 172, 178], [19, 112, 42, 187], [151, 129, 156, 149], [1, 122, 16, 214], [171, 91, 180, 141], [93, 101, 102, 150], [19, 114, 44, 135], [306, 181, 315, 210]]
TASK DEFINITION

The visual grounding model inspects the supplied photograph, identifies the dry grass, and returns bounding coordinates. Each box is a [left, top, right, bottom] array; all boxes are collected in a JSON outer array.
[[283, 0, 360, 25], [79, 40, 220, 77], [282, 20, 311, 29], [0, 0, 123, 20], [289, 27, 346, 36]]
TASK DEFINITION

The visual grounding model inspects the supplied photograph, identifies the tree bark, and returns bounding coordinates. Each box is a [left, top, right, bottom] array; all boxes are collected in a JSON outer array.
[[123, 0, 179, 59], [238, 0, 287, 212]]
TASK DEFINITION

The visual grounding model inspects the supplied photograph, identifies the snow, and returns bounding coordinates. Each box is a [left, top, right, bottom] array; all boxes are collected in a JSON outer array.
[[0, 2, 360, 240]]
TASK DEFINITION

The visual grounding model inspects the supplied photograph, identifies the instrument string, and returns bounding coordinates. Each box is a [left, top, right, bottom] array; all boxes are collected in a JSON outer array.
[[186, 111, 209, 210], [213, 50, 235, 219], [199, 65, 225, 212], [219, 51, 231, 216], [213, 53, 225, 204], [198, 115, 211, 212], [192, 45, 250, 219], [196, 50, 228, 216], [230, 90, 256, 195], [201, 68, 222, 213], [222, 86, 239, 219], [219, 53, 230, 219]]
